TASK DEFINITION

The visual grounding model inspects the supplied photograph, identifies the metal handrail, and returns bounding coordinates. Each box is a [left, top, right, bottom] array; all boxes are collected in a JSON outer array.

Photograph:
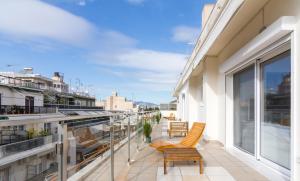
[[0, 134, 58, 158], [0, 105, 57, 115]]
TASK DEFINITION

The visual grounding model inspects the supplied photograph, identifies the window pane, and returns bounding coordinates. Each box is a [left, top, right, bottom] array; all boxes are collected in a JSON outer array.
[[233, 65, 255, 154], [261, 50, 291, 169]]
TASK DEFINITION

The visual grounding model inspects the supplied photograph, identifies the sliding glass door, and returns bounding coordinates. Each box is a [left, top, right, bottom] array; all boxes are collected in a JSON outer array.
[[260, 50, 291, 169], [233, 65, 255, 154]]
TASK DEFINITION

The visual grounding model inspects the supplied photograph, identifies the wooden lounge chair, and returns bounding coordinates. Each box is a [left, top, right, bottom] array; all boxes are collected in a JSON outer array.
[[167, 121, 188, 138], [150, 122, 205, 152], [166, 113, 175, 121]]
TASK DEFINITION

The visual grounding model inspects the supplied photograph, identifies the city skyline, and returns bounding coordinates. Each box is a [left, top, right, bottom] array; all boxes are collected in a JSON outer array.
[[0, 0, 214, 104]]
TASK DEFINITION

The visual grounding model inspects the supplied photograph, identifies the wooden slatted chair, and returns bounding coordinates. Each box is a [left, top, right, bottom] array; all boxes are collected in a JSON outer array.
[[150, 122, 205, 152], [166, 113, 175, 121], [168, 121, 188, 138]]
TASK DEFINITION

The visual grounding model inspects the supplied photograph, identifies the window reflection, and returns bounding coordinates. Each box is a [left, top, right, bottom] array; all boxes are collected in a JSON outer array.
[[261, 50, 291, 169], [233, 65, 255, 154]]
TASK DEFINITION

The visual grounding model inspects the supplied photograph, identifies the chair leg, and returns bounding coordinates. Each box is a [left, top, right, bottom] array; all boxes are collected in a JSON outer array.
[[164, 160, 167, 174], [200, 159, 204, 174]]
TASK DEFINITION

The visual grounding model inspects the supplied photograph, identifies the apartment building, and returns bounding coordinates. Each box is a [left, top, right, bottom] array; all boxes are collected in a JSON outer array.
[[0, 68, 97, 111], [0, 112, 111, 181], [0, 69, 106, 180], [0, 113, 60, 181], [159, 100, 177, 118], [97, 92, 134, 111], [174, 0, 300, 180], [0, 68, 55, 91], [51, 72, 69, 93]]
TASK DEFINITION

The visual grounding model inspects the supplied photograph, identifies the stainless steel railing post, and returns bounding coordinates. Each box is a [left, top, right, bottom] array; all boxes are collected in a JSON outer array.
[[127, 114, 131, 164], [110, 116, 114, 181], [57, 122, 67, 181], [136, 113, 140, 151]]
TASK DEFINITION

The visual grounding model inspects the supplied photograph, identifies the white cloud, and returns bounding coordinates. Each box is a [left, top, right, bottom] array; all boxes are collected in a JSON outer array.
[[0, 0, 96, 46], [117, 49, 186, 73], [0, 0, 187, 99], [53, 0, 93, 6], [172, 25, 200, 44], [91, 49, 186, 73], [126, 0, 145, 5], [78, 0, 86, 6], [90, 48, 187, 91]]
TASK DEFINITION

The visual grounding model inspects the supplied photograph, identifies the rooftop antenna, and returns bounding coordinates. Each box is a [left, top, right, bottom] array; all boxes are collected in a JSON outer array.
[[3, 64, 18, 72]]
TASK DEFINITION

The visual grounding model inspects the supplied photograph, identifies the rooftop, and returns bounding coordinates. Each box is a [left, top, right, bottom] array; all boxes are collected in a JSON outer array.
[[73, 119, 268, 181]]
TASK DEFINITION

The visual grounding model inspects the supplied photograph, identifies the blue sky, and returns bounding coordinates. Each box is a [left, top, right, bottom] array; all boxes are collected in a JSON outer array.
[[0, 0, 214, 104]]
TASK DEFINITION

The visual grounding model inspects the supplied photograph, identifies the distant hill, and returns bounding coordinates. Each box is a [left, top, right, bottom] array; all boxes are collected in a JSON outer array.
[[134, 101, 158, 108]]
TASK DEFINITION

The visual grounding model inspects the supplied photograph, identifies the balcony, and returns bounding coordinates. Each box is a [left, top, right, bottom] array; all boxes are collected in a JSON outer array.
[[44, 104, 104, 111], [0, 105, 57, 115], [74, 119, 269, 181], [0, 134, 58, 161], [0, 111, 158, 181], [0, 111, 269, 181], [0, 75, 44, 90]]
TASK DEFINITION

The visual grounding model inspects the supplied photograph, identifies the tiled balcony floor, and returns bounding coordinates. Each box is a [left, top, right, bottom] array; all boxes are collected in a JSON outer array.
[[84, 120, 269, 181]]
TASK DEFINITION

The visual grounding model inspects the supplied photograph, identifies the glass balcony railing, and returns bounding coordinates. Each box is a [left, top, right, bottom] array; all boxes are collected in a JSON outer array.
[[0, 105, 57, 115], [0, 134, 58, 158], [0, 111, 160, 181], [44, 104, 104, 110]]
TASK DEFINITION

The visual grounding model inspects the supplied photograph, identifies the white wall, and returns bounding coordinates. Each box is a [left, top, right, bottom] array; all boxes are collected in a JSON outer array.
[[0, 86, 43, 106], [177, 81, 189, 121], [185, 74, 206, 129], [202, 57, 225, 142], [175, 0, 300, 180]]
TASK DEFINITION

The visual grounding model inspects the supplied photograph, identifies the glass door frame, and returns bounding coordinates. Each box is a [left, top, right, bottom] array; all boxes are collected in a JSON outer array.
[[225, 38, 291, 177], [256, 42, 291, 176], [232, 64, 256, 156], [226, 60, 257, 158]]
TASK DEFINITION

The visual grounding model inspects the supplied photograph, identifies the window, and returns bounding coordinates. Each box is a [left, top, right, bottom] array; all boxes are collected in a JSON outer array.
[[260, 50, 291, 169], [0, 168, 9, 181], [44, 123, 51, 133], [25, 96, 34, 114], [233, 65, 255, 154], [228, 45, 291, 173], [19, 125, 25, 131]]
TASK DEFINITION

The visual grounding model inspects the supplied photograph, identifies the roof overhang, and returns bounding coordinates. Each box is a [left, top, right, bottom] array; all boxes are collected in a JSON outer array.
[[173, 0, 270, 96]]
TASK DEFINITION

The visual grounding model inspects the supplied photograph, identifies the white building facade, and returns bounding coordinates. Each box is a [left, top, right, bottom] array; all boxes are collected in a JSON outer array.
[[174, 0, 300, 180]]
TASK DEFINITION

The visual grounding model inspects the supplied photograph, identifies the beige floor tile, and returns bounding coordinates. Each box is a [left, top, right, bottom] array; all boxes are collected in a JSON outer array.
[[182, 175, 210, 181], [136, 173, 157, 181], [224, 166, 246, 175], [156, 175, 182, 181], [157, 167, 181, 176], [204, 167, 231, 176], [126, 174, 139, 181], [179, 166, 202, 176], [204, 160, 221, 166], [232, 174, 257, 181], [208, 175, 236, 181], [131, 161, 144, 167], [140, 166, 157, 174], [128, 166, 142, 174]]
